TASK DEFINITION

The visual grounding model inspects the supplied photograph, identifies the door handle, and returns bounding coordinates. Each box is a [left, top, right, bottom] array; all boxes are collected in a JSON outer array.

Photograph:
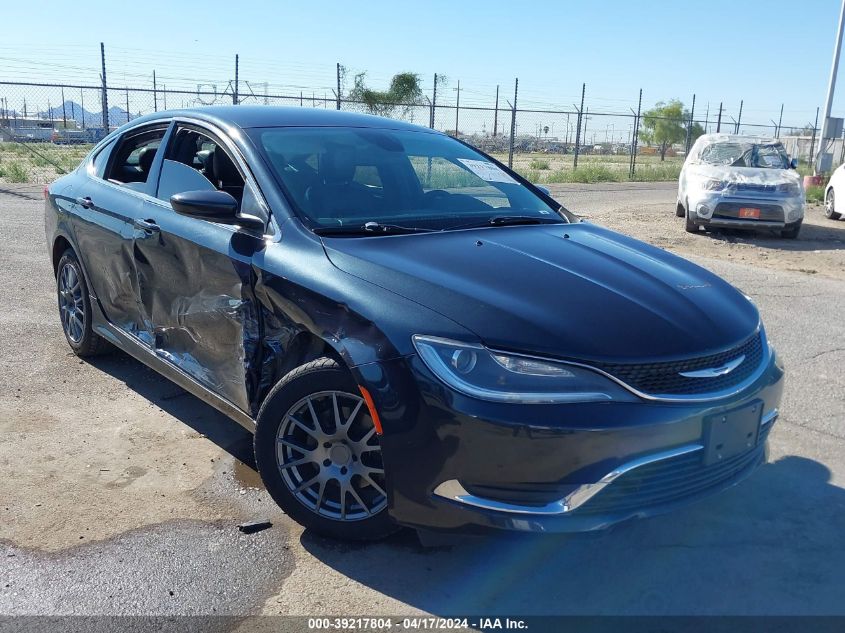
[[133, 218, 161, 234], [75, 196, 94, 209]]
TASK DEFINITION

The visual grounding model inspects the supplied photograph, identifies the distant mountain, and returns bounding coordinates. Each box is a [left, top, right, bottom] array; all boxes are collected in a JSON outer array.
[[35, 101, 133, 128]]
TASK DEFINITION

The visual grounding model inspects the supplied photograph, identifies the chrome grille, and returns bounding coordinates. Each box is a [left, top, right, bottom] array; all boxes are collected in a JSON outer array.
[[591, 332, 764, 396]]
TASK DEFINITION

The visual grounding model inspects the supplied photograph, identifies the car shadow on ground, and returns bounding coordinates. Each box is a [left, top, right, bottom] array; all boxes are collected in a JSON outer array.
[[86, 352, 256, 468], [701, 216, 845, 252], [300, 454, 845, 615]]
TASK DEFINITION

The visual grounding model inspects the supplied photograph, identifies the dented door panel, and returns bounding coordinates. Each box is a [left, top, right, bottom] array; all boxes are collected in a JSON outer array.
[[132, 200, 264, 412]]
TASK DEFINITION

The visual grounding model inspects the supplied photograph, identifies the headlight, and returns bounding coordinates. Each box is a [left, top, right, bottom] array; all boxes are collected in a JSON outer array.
[[412, 335, 636, 404], [777, 182, 800, 196], [703, 179, 728, 191]]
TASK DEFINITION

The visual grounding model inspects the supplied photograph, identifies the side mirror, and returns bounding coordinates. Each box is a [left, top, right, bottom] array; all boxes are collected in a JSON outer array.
[[170, 190, 264, 231], [790, 158, 799, 169], [536, 185, 551, 196]]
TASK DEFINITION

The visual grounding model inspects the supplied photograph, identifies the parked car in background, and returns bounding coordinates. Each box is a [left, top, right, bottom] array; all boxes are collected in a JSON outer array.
[[824, 163, 845, 221], [45, 107, 783, 541], [677, 134, 804, 238]]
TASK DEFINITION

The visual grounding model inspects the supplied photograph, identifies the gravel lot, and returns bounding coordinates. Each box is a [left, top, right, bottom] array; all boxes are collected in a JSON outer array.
[[1, 183, 844, 620]]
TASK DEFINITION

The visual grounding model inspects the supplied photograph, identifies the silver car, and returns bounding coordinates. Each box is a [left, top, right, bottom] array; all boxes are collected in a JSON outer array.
[[677, 134, 804, 238]]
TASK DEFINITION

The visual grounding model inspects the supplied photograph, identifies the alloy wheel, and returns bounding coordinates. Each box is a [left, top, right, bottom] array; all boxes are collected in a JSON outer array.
[[58, 261, 85, 343], [276, 390, 387, 521], [826, 189, 836, 218]]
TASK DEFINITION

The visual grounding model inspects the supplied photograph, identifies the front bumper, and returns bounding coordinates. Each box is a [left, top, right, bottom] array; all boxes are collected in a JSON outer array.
[[358, 348, 784, 534], [688, 191, 804, 230]]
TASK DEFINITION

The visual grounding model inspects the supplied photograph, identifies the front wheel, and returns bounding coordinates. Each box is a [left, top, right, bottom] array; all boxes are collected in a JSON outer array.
[[685, 208, 699, 233], [781, 221, 802, 239], [254, 358, 397, 541], [825, 188, 842, 220]]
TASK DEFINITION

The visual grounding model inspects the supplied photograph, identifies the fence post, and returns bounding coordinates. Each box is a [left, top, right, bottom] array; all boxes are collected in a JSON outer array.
[[80, 89, 86, 130], [125, 88, 130, 123], [716, 102, 723, 133], [430, 73, 437, 129], [233, 54, 239, 105], [61, 87, 67, 128], [573, 83, 585, 170], [336, 63, 342, 110], [777, 103, 784, 138], [493, 84, 499, 137], [100, 42, 109, 132], [809, 106, 820, 167], [153, 70, 158, 112], [684, 93, 695, 154], [454, 80, 460, 137], [735, 99, 743, 134], [508, 78, 518, 168], [629, 88, 642, 179]]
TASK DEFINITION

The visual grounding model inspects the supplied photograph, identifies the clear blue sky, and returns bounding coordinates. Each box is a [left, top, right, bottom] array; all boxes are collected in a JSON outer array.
[[0, 0, 842, 130]]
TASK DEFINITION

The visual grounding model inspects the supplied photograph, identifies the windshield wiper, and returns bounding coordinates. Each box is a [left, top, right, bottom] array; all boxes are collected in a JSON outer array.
[[449, 215, 563, 230], [313, 221, 436, 236]]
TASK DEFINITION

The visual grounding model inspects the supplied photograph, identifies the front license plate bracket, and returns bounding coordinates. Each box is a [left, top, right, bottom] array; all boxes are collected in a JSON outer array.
[[703, 401, 762, 466]]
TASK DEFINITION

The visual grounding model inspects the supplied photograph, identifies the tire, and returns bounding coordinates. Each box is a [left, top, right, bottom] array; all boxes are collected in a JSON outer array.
[[675, 201, 685, 217], [685, 208, 699, 233], [254, 357, 398, 541], [56, 249, 110, 357], [781, 221, 802, 239], [825, 188, 842, 220]]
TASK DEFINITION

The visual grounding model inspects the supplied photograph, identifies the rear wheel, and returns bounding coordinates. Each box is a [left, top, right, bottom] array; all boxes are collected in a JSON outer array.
[[56, 249, 110, 357], [825, 188, 842, 220], [254, 357, 397, 541]]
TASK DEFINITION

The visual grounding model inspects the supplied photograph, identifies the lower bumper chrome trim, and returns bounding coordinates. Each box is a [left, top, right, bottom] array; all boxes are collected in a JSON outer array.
[[434, 407, 779, 516], [433, 443, 704, 516]]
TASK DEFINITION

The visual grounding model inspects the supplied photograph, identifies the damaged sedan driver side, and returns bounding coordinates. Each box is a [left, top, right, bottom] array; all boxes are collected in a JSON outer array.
[[46, 107, 783, 541]]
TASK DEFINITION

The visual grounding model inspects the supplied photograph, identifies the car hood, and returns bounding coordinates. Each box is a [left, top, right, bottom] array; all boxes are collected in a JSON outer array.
[[684, 164, 802, 188], [323, 223, 760, 362]]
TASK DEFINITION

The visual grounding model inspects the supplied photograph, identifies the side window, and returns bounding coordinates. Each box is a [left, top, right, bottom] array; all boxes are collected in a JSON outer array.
[[157, 126, 268, 223], [105, 128, 167, 189], [90, 138, 117, 178]]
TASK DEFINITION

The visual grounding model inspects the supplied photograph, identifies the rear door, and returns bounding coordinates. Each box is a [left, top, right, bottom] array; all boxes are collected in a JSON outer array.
[[132, 122, 270, 412], [69, 123, 170, 342]]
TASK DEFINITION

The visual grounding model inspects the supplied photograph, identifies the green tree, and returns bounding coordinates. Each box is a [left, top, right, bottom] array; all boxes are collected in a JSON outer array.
[[640, 99, 688, 161], [348, 71, 423, 118]]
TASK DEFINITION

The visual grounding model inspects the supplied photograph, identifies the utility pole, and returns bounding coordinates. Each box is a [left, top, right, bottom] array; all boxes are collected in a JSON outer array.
[[716, 102, 723, 133], [493, 84, 499, 137], [809, 106, 820, 169], [574, 83, 585, 169], [100, 42, 109, 132], [735, 100, 743, 134], [153, 71, 158, 112], [453, 80, 460, 137], [233, 54, 239, 105], [685, 93, 696, 154], [508, 78, 518, 168], [816, 0, 845, 173]]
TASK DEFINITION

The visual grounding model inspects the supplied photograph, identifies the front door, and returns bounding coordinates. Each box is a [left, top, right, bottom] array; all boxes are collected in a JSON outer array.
[[131, 123, 268, 412]]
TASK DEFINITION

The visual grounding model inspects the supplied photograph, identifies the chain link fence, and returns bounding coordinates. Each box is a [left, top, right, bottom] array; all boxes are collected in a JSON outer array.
[[0, 76, 830, 186]]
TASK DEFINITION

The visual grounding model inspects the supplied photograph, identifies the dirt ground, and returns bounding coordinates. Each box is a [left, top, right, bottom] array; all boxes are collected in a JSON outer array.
[[547, 182, 845, 280]]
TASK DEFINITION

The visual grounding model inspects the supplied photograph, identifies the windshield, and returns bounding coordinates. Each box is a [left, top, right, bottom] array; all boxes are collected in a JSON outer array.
[[696, 140, 789, 169], [249, 127, 565, 231]]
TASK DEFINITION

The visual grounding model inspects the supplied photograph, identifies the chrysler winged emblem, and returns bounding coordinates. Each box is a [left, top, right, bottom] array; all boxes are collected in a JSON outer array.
[[679, 355, 745, 378]]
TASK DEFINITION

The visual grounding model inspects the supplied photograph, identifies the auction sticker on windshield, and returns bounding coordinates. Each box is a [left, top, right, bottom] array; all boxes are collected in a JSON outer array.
[[457, 158, 519, 184]]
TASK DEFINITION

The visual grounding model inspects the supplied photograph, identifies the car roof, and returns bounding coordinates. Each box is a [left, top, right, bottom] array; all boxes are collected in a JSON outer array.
[[118, 105, 440, 134], [696, 133, 779, 145]]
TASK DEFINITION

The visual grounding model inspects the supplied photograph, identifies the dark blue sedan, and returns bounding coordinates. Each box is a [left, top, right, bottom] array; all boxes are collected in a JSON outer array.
[[45, 107, 784, 540]]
